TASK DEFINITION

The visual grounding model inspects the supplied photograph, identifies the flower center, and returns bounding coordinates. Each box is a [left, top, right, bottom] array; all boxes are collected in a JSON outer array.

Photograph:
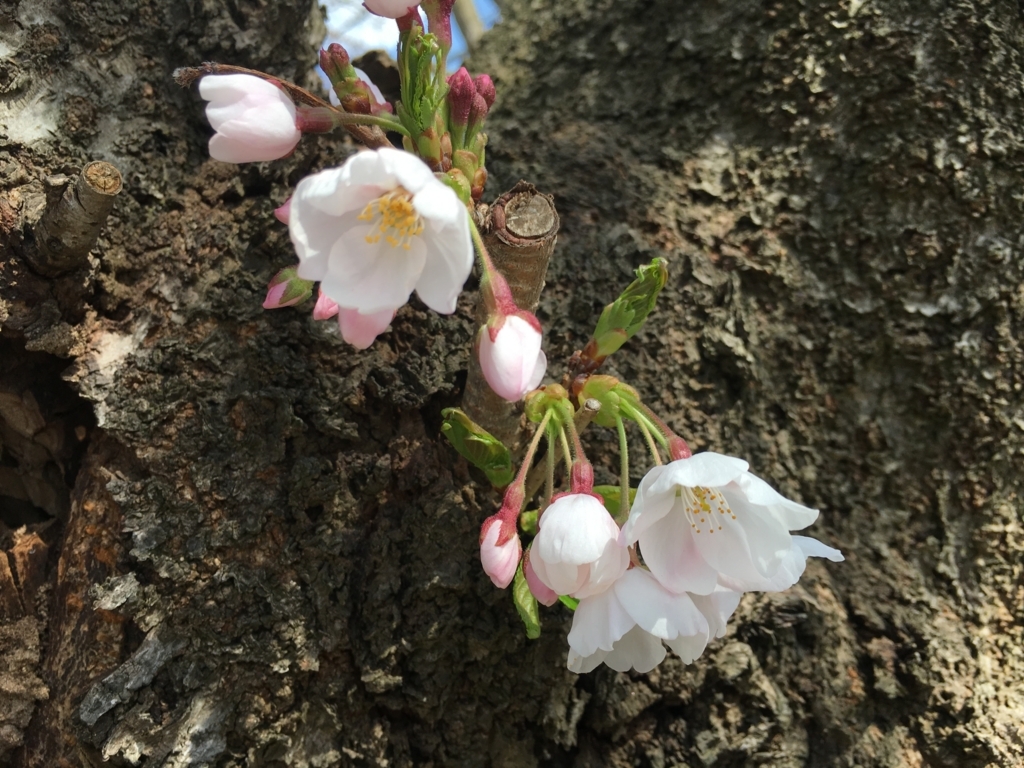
[[677, 486, 735, 534], [358, 189, 424, 250]]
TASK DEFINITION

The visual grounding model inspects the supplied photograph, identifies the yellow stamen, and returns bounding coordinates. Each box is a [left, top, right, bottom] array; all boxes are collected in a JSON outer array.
[[358, 189, 424, 250], [676, 486, 733, 534]]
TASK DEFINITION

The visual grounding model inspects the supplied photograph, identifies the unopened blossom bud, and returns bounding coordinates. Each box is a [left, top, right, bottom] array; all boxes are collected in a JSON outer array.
[[473, 74, 496, 108], [447, 67, 475, 128], [468, 92, 489, 127], [263, 267, 313, 309], [199, 74, 301, 163], [471, 167, 487, 202], [523, 549, 558, 606], [273, 198, 291, 225], [478, 313, 547, 402], [364, 0, 420, 19], [668, 436, 692, 460], [312, 288, 339, 321], [570, 461, 595, 495], [480, 515, 521, 589], [319, 43, 352, 86]]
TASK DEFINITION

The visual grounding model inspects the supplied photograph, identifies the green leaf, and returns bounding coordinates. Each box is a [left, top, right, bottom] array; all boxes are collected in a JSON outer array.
[[513, 563, 541, 639], [519, 509, 539, 537], [440, 408, 514, 487], [589, 257, 669, 361], [558, 595, 579, 611], [592, 485, 637, 517]]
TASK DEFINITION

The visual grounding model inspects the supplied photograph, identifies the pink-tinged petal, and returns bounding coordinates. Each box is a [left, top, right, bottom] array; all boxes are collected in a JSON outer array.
[[262, 282, 289, 309], [338, 307, 395, 350], [200, 75, 300, 163], [567, 589, 634, 657], [603, 626, 666, 673], [312, 289, 340, 321], [479, 518, 521, 589], [647, 452, 750, 496], [478, 316, 545, 402], [524, 550, 558, 606], [613, 569, 709, 641], [731, 471, 819, 530], [638, 509, 720, 595], [526, 350, 547, 391], [363, 0, 421, 20]]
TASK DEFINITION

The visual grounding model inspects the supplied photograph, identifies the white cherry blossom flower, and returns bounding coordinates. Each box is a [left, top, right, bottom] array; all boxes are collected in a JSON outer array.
[[566, 568, 741, 674], [622, 452, 843, 595], [530, 493, 629, 599], [363, 0, 420, 19], [199, 75, 301, 163], [290, 148, 473, 317]]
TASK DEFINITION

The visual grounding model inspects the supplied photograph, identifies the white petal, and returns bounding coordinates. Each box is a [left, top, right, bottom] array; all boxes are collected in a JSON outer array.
[[530, 556, 586, 597], [380, 146, 437, 194], [567, 648, 607, 674], [573, 539, 629, 599], [691, 588, 742, 639], [794, 535, 844, 562], [291, 208, 363, 283], [412, 182, 464, 225], [701, 486, 792, 583], [647, 452, 749, 496], [665, 632, 709, 664], [535, 495, 620, 566], [731, 471, 819, 530], [621, 465, 676, 543], [603, 626, 666, 673], [414, 210, 474, 314], [638, 510, 720, 595], [614, 569, 709, 640], [319, 227, 425, 314], [567, 589, 634, 657], [526, 350, 547, 391]]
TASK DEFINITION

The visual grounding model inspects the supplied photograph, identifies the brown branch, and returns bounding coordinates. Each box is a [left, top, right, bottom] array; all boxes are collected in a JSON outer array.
[[462, 182, 560, 450], [25, 162, 122, 278]]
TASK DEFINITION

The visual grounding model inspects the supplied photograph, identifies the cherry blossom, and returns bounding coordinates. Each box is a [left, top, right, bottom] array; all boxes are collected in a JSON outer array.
[[623, 452, 843, 595], [290, 148, 473, 317], [199, 75, 301, 163], [479, 516, 521, 589]]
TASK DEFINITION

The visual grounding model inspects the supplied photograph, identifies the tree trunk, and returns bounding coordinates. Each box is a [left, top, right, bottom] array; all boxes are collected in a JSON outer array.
[[2, 0, 1023, 766]]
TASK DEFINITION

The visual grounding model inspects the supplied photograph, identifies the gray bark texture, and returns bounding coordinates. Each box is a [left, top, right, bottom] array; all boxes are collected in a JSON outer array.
[[1, 0, 1022, 766]]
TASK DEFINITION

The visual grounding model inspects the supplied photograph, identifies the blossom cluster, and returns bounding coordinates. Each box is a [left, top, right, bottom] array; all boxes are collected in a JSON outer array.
[[180, 0, 844, 676], [482, 441, 842, 673]]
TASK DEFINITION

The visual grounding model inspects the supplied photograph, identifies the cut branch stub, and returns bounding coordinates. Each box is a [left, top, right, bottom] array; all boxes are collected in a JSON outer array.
[[462, 181, 560, 450], [27, 161, 123, 277]]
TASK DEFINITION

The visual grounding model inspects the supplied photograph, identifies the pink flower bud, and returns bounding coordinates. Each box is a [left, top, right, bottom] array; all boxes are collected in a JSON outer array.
[[199, 75, 301, 163], [473, 74, 496, 109], [447, 66, 475, 127], [478, 314, 547, 402], [319, 43, 352, 85], [479, 516, 521, 589], [523, 548, 558, 606], [570, 461, 595, 495], [312, 288, 339, 320], [338, 306, 396, 349], [364, 0, 420, 19], [263, 267, 313, 309], [273, 197, 291, 225], [468, 92, 489, 127]]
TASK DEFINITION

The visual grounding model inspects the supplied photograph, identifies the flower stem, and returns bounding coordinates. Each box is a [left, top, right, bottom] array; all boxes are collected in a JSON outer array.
[[558, 425, 573, 478], [616, 416, 631, 521], [544, 427, 555, 509], [633, 414, 663, 467], [512, 410, 551, 493]]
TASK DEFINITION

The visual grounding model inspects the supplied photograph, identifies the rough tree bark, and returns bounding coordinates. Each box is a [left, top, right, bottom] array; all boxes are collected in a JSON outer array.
[[1, 0, 1023, 766]]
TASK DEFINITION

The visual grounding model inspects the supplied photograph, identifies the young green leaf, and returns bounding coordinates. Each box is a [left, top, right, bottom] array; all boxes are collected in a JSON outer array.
[[513, 563, 541, 639], [440, 408, 515, 487]]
